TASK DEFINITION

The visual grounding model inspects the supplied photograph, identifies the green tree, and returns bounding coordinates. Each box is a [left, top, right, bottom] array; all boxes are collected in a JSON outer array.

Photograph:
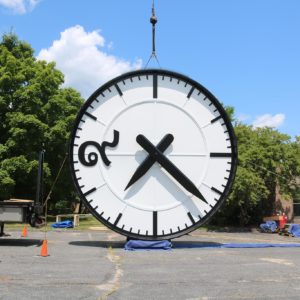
[[214, 123, 300, 226], [0, 34, 83, 212]]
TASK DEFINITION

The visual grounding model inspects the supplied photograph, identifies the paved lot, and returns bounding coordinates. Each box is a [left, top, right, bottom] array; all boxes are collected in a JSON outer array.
[[1, 228, 300, 300]]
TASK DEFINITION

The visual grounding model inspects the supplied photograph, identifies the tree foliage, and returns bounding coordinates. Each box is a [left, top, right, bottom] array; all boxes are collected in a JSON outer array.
[[0, 34, 83, 212], [213, 122, 300, 226]]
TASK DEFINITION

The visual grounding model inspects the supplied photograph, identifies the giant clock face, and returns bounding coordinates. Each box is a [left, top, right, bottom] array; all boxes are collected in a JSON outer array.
[[70, 69, 237, 240]]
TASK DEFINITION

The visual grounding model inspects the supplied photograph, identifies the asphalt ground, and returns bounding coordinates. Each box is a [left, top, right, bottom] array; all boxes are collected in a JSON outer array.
[[1, 228, 300, 300]]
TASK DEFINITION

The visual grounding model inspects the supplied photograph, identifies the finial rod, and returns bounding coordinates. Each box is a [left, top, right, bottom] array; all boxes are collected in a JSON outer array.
[[145, 0, 161, 68]]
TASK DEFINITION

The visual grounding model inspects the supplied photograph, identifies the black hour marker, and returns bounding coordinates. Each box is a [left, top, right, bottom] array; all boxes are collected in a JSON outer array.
[[187, 86, 195, 99], [108, 87, 111, 92], [84, 112, 97, 121], [153, 211, 157, 236], [187, 212, 196, 224], [210, 153, 232, 158], [114, 84, 123, 96], [177, 226, 180, 231], [107, 217, 110, 221], [83, 187, 97, 196], [79, 185, 85, 189], [211, 115, 222, 123], [153, 74, 158, 98], [211, 187, 223, 195], [74, 161, 78, 164], [94, 206, 98, 210], [88, 199, 93, 203], [114, 213, 122, 226], [90, 105, 94, 109]]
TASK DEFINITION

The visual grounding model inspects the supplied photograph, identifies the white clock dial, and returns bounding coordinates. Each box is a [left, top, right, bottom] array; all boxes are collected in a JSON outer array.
[[70, 69, 237, 240]]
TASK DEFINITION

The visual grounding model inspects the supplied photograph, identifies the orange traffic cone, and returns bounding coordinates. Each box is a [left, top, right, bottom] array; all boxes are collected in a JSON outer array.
[[21, 225, 28, 237], [40, 239, 49, 257]]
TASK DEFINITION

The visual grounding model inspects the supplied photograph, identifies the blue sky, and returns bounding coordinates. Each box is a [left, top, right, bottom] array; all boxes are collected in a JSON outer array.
[[0, 0, 299, 137]]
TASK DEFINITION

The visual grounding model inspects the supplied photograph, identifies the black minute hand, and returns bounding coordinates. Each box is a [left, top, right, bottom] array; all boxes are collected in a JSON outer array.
[[136, 134, 207, 203], [125, 134, 174, 190]]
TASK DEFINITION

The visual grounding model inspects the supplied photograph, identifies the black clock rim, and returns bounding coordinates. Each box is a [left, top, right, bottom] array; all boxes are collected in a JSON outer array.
[[69, 68, 238, 241]]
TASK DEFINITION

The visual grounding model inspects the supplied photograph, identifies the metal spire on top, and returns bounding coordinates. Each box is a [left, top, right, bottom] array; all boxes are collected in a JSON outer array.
[[145, 0, 161, 68]]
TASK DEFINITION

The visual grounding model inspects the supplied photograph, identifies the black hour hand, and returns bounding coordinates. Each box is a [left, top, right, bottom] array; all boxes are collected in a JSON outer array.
[[136, 134, 207, 203], [125, 134, 174, 190]]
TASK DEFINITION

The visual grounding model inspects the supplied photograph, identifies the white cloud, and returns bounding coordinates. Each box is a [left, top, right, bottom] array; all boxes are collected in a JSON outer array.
[[252, 113, 285, 129], [0, 0, 39, 14], [37, 25, 142, 98]]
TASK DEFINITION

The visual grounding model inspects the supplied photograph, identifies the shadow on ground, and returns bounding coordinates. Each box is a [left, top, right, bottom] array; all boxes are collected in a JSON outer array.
[[0, 239, 42, 247], [69, 240, 223, 249]]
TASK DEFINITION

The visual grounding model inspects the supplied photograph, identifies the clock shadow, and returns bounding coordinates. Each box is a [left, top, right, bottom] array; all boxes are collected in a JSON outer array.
[[69, 240, 223, 249]]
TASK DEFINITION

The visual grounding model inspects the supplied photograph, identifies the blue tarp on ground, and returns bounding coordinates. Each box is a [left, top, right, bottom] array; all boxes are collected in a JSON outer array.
[[288, 224, 300, 237], [221, 243, 300, 248], [124, 240, 300, 250], [51, 220, 73, 228], [124, 240, 172, 250], [259, 220, 278, 233], [173, 243, 300, 249]]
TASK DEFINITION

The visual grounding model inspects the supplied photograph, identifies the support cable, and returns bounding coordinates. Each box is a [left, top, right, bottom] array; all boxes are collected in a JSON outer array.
[[43, 153, 68, 240]]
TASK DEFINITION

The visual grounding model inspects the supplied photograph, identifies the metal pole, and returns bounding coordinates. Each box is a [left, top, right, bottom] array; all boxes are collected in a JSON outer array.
[[35, 150, 45, 205]]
